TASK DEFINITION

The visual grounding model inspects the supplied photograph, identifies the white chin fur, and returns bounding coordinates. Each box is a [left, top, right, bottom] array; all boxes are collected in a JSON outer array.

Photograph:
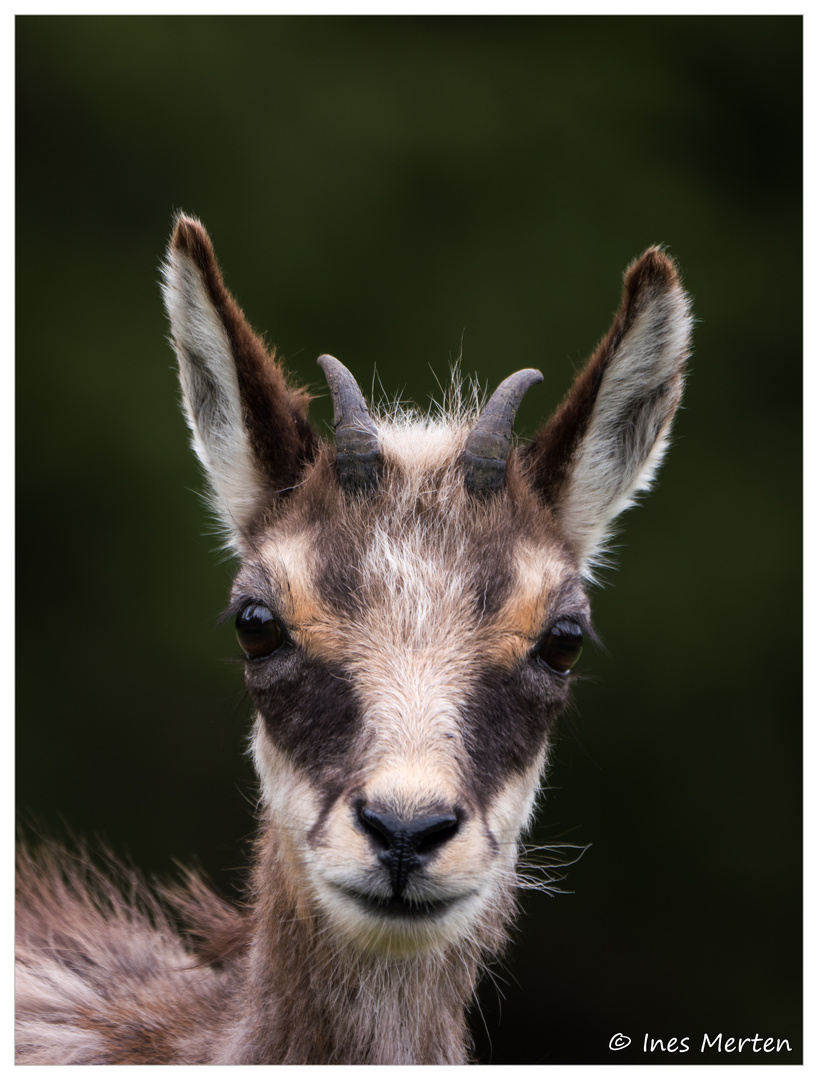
[[311, 875, 490, 958]]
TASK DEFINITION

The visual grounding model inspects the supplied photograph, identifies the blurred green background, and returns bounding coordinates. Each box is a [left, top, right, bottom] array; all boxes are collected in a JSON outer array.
[[16, 15, 801, 1065]]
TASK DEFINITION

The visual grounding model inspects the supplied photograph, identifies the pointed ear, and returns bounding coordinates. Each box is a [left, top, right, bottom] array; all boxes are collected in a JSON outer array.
[[161, 214, 318, 551], [523, 248, 692, 578]]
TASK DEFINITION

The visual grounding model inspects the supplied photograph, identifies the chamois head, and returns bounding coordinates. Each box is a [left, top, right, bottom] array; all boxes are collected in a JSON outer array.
[[162, 215, 690, 961]]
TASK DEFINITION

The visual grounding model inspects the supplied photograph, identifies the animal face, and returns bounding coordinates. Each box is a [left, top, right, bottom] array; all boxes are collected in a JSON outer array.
[[161, 214, 690, 959], [234, 426, 588, 954]]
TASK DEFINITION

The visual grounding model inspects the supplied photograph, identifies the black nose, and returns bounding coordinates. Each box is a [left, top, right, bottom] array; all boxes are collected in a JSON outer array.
[[358, 804, 461, 897]]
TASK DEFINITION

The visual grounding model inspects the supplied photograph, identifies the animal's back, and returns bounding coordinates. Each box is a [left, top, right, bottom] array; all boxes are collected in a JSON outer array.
[[15, 845, 244, 1064]]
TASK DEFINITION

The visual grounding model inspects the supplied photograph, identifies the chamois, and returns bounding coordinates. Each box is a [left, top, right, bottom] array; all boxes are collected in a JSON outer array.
[[15, 216, 692, 1064]]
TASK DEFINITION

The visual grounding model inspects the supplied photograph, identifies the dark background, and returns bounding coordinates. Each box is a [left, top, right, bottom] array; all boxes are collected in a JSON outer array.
[[16, 15, 801, 1065]]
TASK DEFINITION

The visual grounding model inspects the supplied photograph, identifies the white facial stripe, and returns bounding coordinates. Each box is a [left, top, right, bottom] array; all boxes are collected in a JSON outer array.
[[343, 527, 481, 795]]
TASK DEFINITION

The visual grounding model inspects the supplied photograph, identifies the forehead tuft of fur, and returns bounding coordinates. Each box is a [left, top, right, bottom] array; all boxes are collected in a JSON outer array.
[[353, 371, 492, 505], [244, 370, 556, 566]]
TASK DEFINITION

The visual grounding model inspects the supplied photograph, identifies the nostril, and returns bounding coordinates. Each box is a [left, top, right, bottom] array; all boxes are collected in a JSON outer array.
[[358, 805, 401, 851], [413, 813, 460, 855]]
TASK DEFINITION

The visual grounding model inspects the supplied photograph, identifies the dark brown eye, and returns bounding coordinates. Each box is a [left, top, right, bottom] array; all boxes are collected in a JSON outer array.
[[236, 604, 284, 660], [538, 620, 583, 675]]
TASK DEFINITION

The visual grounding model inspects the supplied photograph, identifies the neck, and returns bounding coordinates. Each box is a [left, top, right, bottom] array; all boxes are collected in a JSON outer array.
[[215, 829, 496, 1064]]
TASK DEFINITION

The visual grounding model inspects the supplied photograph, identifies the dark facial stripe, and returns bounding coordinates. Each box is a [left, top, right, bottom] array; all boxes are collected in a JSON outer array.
[[313, 530, 365, 619], [470, 543, 513, 620], [460, 659, 573, 806], [245, 648, 366, 787], [307, 785, 349, 846]]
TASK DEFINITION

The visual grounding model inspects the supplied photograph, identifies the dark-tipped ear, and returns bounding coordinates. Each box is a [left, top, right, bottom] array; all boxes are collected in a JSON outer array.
[[523, 248, 692, 578], [161, 214, 317, 551]]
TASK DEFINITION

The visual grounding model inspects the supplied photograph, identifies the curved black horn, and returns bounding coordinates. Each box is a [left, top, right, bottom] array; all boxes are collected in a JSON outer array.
[[463, 368, 543, 494], [317, 354, 381, 491]]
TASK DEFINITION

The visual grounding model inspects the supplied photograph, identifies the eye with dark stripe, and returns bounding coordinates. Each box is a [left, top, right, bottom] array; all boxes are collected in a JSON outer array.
[[236, 603, 284, 660], [537, 619, 583, 675]]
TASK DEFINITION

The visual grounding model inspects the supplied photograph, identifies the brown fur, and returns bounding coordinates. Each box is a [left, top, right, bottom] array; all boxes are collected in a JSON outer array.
[[15, 844, 240, 1063]]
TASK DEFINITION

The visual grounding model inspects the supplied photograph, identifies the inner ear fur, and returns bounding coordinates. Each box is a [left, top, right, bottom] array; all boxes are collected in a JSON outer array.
[[522, 248, 692, 575], [162, 214, 318, 545]]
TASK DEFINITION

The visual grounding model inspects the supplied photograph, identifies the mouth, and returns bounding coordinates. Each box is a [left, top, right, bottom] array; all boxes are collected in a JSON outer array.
[[338, 885, 464, 919]]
